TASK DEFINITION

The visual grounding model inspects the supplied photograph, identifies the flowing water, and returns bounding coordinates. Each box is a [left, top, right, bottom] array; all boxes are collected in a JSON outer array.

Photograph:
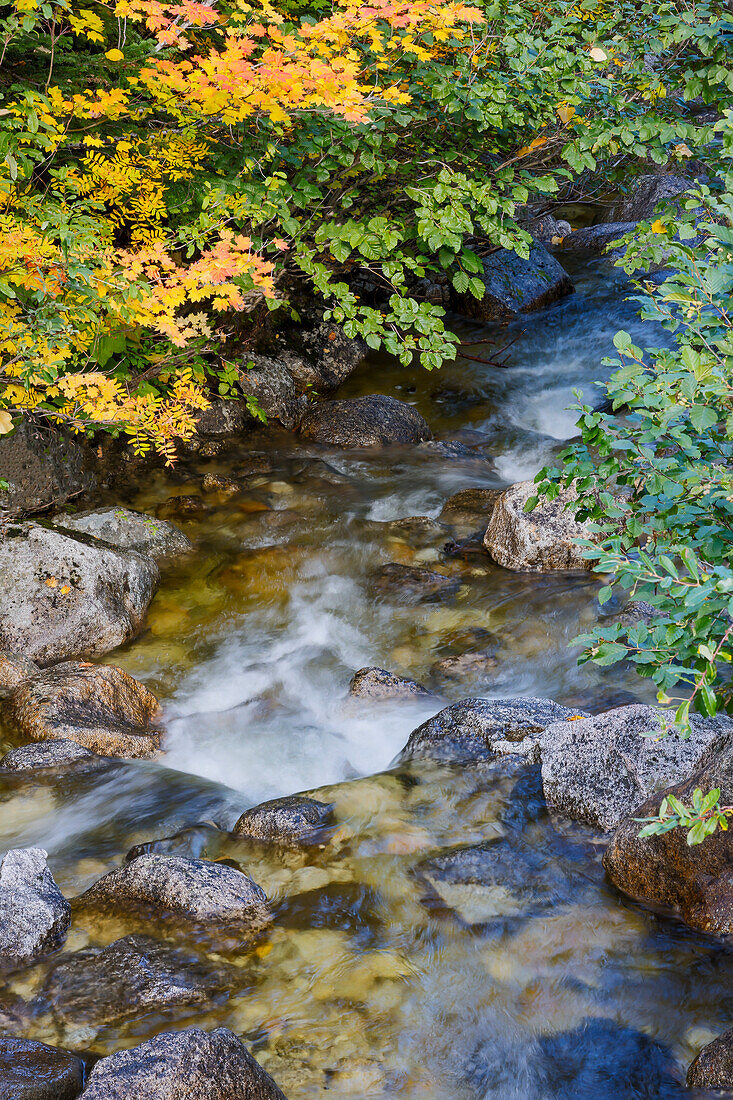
[[1, 253, 731, 1096]]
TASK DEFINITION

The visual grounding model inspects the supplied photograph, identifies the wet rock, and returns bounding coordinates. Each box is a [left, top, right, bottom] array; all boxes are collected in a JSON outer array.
[[0, 420, 96, 522], [0, 1036, 84, 1099], [386, 515, 448, 548], [299, 395, 432, 448], [687, 1028, 733, 1091], [540, 703, 733, 831], [429, 651, 499, 684], [233, 795, 334, 848], [82, 1026, 286, 1099], [368, 563, 461, 604], [53, 508, 190, 561], [8, 661, 163, 759], [612, 599, 662, 629], [603, 736, 733, 936], [0, 848, 71, 964], [348, 666, 432, 701], [279, 318, 367, 394], [439, 488, 501, 532], [194, 399, 252, 436], [521, 212, 572, 244], [450, 242, 573, 322], [400, 697, 586, 764], [0, 652, 39, 694], [126, 823, 229, 864], [0, 522, 159, 663], [240, 355, 306, 429], [201, 473, 241, 496], [561, 222, 637, 252], [79, 854, 271, 932], [44, 934, 232, 1026], [484, 479, 595, 573], [605, 173, 697, 223], [0, 739, 104, 772]]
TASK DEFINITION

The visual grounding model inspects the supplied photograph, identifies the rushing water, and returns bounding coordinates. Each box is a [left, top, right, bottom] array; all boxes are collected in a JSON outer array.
[[1, 253, 731, 1096]]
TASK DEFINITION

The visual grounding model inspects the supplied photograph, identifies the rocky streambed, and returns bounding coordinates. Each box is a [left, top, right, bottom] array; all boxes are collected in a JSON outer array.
[[0, 243, 731, 1097]]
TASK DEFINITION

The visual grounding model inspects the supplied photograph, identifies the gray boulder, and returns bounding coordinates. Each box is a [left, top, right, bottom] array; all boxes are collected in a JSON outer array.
[[484, 480, 595, 573], [277, 319, 367, 394], [0, 651, 38, 694], [194, 399, 253, 436], [605, 173, 696, 223], [0, 1036, 84, 1099], [299, 395, 432, 448], [0, 848, 71, 964], [400, 697, 587, 763], [0, 522, 159, 663], [348, 667, 432, 701], [7, 661, 163, 759], [561, 222, 637, 253], [0, 420, 95, 521], [79, 854, 271, 932], [450, 242, 573, 322], [44, 934, 233, 1026], [53, 508, 190, 561], [0, 739, 103, 772], [603, 736, 733, 936], [541, 703, 733, 831], [687, 1028, 733, 1091], [239, 355, 306, 429], [233, 795, 334, 848], [82, 1027, 286, 1099]]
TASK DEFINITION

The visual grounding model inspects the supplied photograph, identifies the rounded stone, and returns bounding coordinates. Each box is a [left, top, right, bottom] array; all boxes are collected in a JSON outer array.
[[0, 1036, 84, 1099]]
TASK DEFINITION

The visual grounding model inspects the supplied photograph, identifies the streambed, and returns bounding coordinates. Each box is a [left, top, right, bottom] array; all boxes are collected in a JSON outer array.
[[1, 253, 730, 1097]]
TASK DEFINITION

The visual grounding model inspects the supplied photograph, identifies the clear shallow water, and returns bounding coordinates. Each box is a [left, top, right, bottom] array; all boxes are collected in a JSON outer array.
[[1, 254, 731, 1096]]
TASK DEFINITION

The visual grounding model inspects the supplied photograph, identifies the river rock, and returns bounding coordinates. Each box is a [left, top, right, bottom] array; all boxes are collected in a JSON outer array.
[[0, 848, 71, 964], [521, 212, 572, 244], [439, 488, 501, 533], [687, 1029, 733, 1091], [7, 661, 163, 758], [82, 1027, 286, 1099], [561, 222, 637, 252], [194, 398, 252, 436], [0, 522, 159, 663], [0, 739, 103, 772], [126, 823, 230, 863], [602, 736, 733, 936], [44, 934, 231, 1026], [368, 563, 461, 603], [79, 854, 271, 931], [605, 173, 696, 222], [53, 508, 190, 561], [0, 1036, 84, 1099], [239, 355, 306, 429], [540, 703, 733, 831], [299, 395, 432, 447], [233, 795, 334, 848], [0, 420, 96, 522], [450, 242, 573, 322], [429, 651, 499, 684], [400, 697, 587, 763], [483, 480, 595, 572], [348, 667, 432, 701], [0, 651, 39, 694], [279, 318, 367, 394]]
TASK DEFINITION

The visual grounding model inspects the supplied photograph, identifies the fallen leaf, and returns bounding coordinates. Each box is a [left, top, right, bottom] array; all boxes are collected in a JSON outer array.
[[589, 47, 607, 61], [0, 411, 13, 435], [45, 576, 58, 588]]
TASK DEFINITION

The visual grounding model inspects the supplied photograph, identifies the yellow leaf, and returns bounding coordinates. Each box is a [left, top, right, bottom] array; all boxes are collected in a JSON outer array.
[[557, 104, 576, 125], [589, 47, 607, 61], [0, 410, 13, 435], [651, 219, 667, 234], [105, 49, 125, 61], [675, 143, 693, 158]]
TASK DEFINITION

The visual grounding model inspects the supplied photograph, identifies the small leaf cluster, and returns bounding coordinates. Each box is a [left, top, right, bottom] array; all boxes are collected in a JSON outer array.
[[637, 788, 732, 847]]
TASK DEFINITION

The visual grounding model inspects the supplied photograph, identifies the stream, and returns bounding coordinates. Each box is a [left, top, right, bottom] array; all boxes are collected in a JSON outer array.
[[1, 252, 731, 1097]]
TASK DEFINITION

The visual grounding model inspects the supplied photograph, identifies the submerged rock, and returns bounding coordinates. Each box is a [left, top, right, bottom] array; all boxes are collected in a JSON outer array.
[[400, 697, 586, 764], [299, 395, 432, 447], [79, 854, 271, 932], [687, 1028, 733, 1091], [233, 795, 334, 848], [368, 563, 461, 604], [0, 651, 39, 694], [348, 666, 432, 701], [7, 661, 163, 759], [44, 934, 232, 1026], [541, 704, 733, 831], [429, 651, 499, 684], [439, 488, 500, 534], [0, 419, 95, 522], [0, 522, 159, 663], [0, 848, 71, 965], [53, 508, 190, 561], [484, 480, 595, 573], [82, 1027, 286, 1099], [0, 739, 104, 772], [450, 242, 573, 322], [603, 736, 733, 936], [0, 1036, 84, 1099]]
